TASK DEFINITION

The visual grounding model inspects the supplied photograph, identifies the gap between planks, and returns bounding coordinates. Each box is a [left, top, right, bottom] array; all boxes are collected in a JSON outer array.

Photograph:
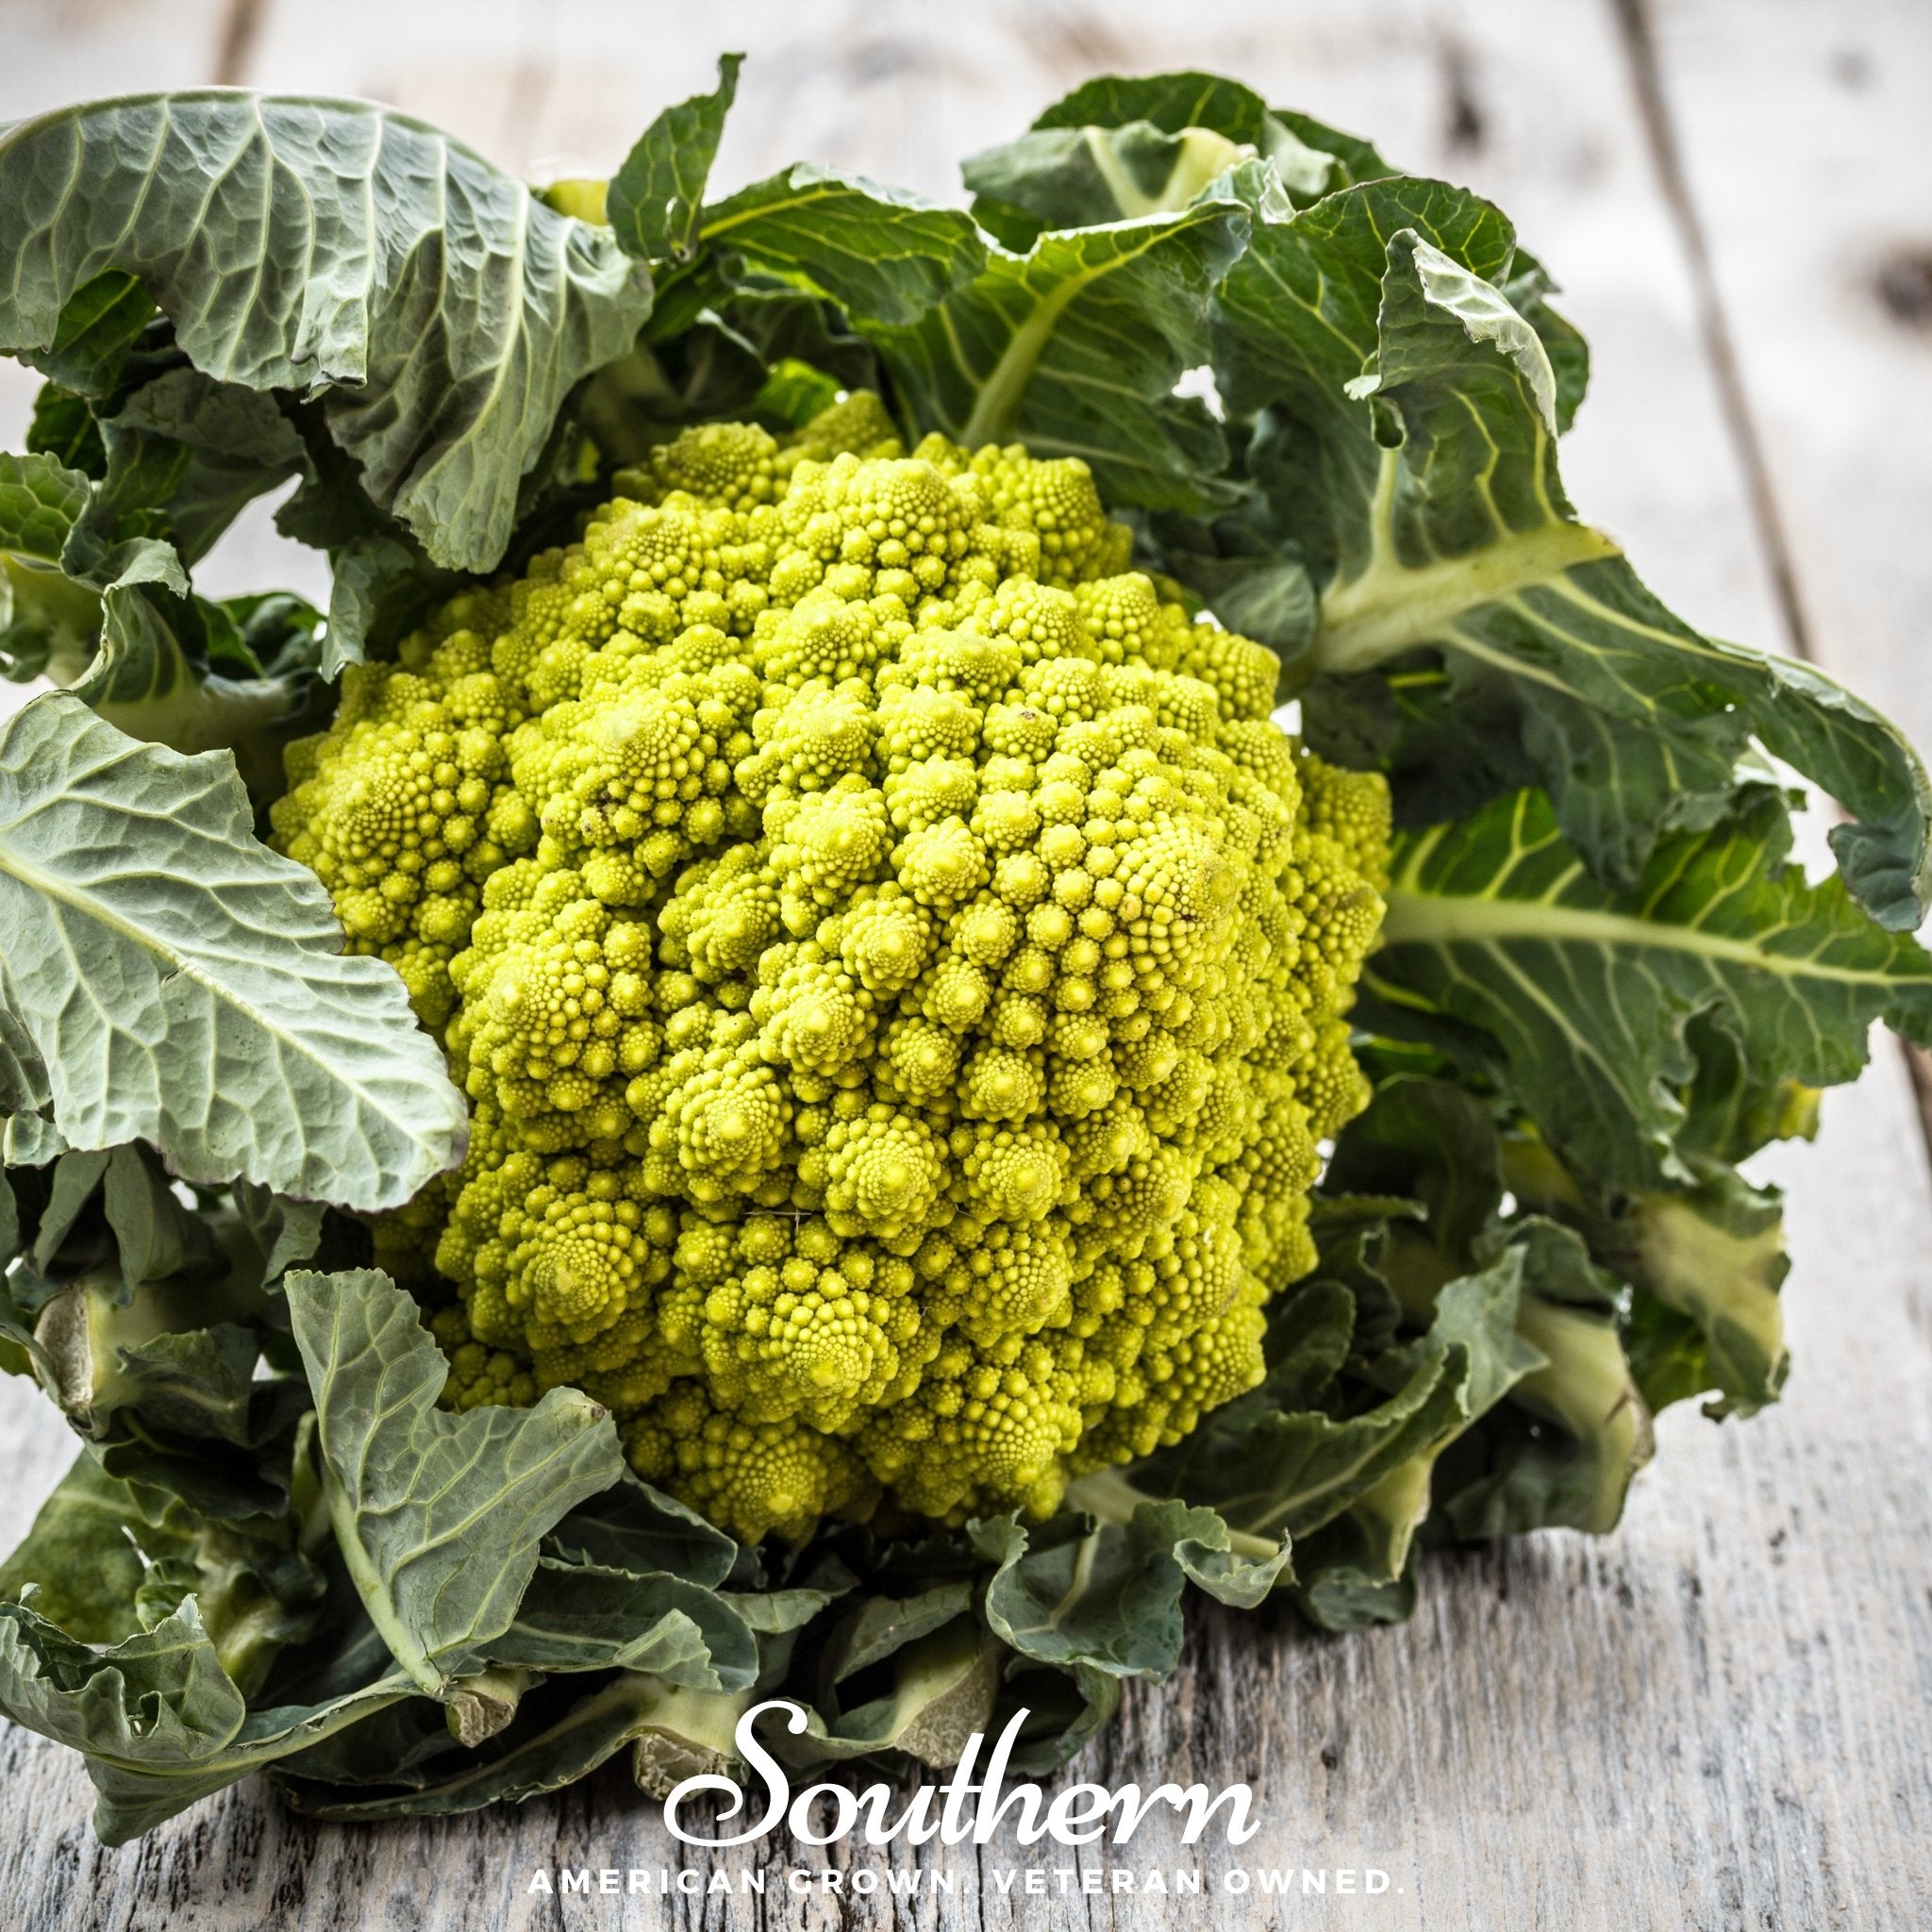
[[1617, 0, 1932, 1185]]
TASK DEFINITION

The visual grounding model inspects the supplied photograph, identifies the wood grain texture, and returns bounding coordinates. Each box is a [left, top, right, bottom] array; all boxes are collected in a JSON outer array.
[[1649, 0, 1932, 755], [2, 1, 1929, 1925]]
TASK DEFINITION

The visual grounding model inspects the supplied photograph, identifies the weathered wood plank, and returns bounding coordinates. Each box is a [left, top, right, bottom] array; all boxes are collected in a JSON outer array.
[[1648, 0, 1932, 758], [2, 3, 1929, 1928], [1643, 0, 1932, 1131]]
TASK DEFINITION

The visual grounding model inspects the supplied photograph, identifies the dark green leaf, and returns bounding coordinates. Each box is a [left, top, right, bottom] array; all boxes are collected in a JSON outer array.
[[100, 1142, 225, 1286], [1617, 1169, 1788, 1417], [89, 367, 306, 566], [1145, 490, 1318, 667], [692, 165, 985, 328], [1291, 1530, 1418, 1632], [973, 1494, 1287, 1680], [487, 1557, 758, 1690], [1271, 108, 1394, 189], [85, 1660, 412, 1843], [19, 271, 157, 398], [1032, 72, 1277, 143], [823, 1581, 975, 1685], [1260, 1277, 1357, 1407], [715, 281, 882, 392], [868, 194, 1248, 511], [544, 1472, 740, 1588], [809, 1617, 999, 1767], [1151, 1252, 1534, 1541], [0, 1595, 244, 1774], [0, 1450, 176, 1642], [1440, 1223, 1654, 1536], [282, 1674, 748, 1819], [0, 452, 101, 682], [1502, 248, 1591, 433], [25, 384, 107, 477], [1213, 181, 1932, 924], [315, 531, 461, 681], [1372, 788, 1932, 1187], [1324, 1076, 1503, 1261]]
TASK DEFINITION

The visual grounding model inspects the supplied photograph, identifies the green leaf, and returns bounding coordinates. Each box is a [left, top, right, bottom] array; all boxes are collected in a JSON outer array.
[[608, 53, 743, 261], [284, 1270, 625, 1696], [1502, 248, 1591, 434], [0, 1005, 64, 1167], [1271, 109, 1395, 191], [1213, 182, 1932, 924], [1297, 1250, 1547, 1576], [1441, 1223, 1655, 1536], [719, 283, 882, 393], [99, 1141, 225, 1287], [25, 382, 107, 477], [822, 1580, 976, 1685], [1291, 1541, 1418, 1632], [972, 1495, 1288, 1680], [1675, 1012, 1822, 1165], [315, 531, 460, 682], [1032, 72, 1280, 144], [1150, 1251, 1534, 1541], [963, 122, 1255, 250], [692, 165, 986, 327], [1623, 1169, 1789, 1417], [809, 1617, 1000, 1768], [0, 1450, 176, 1642], [1259, 1276, 1358, 1408], [20, 270, 158, 399], [85, 1659, 413, 1844], [0, 698, 467, 1207], [280, 1676, 747, 1821], [87, 366, 307, 567], [0, 451, 92, 561], [0, 462, 325, 794], [486, 1557, 758, 1690], [42, 1299, 260, 1454], [1324, 1075, 1503, 1261], [1371, 787, 1932, 1188], [0, 92, 655, 573], [868, 195, 1248, 511], [1016, 72, 1363, 203], [1144, 493, 1318, 667], [2, 1115, 64, 1168], [1166, 1503, 1296, 1607], [575, 321, 770, 468], [0, 1560, 341, 1840], [0, 452, 101, 682], [544, 1473, 740, 1588], [27, 1145, 112, 1272], [0, 1595, 244, 1773]]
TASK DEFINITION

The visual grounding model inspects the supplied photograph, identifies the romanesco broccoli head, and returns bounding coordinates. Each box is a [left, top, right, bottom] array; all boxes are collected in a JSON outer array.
[[275, 397, 1391, 1545]]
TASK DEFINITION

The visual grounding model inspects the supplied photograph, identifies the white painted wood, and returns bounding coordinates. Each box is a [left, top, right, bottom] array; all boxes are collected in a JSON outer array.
[[1, 3, 1928, 1925]]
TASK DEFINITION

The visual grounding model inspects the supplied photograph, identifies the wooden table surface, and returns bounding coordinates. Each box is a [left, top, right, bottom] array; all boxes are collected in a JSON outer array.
[[1, 1, 1929, 1926]]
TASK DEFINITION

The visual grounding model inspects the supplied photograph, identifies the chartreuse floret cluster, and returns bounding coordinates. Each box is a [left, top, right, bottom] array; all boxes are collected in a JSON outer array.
[[275, 394, 1391, 1544]]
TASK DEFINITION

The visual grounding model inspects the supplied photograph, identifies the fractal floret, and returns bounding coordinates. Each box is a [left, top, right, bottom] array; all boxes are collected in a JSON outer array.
[[273, 396, 1391, 1543]]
